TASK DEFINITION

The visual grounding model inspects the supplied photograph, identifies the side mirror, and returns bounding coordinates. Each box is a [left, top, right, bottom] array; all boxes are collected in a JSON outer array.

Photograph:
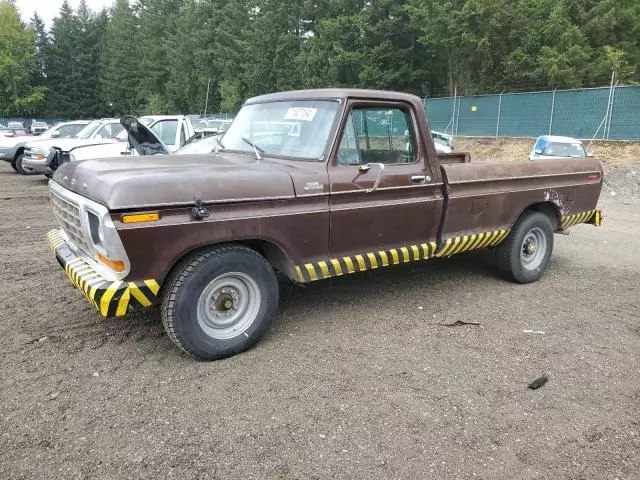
[[534, 149, 543, 155], [587, 153, 594, 158], [94, 133, 103, 139], [50, 131, 60, 138]]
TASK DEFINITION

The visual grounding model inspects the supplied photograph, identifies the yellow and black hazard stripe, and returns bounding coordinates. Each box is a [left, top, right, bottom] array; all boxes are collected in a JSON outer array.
[[47, 229, 160, 318], [435, 228, 510, 258], [561, 209, 603, 229], [294, 228, 510, 283], [295, 241, 439, 283]]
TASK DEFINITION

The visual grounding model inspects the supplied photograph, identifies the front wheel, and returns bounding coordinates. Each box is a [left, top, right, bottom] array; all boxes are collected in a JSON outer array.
[[495, 211, 554, 284], [15, 154, 37, 175], [161, 245, 279, 360]]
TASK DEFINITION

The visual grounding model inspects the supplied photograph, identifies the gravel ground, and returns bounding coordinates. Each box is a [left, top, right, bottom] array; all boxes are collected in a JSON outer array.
[[1, 161, 639, 480]]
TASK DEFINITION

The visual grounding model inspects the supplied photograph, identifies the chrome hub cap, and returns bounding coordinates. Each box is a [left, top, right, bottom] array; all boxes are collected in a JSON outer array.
[[521, 227, 547, 271], [197, 272, 261, 339]]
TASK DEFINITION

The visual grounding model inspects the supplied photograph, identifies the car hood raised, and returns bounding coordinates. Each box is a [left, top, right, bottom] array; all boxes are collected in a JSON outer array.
[[52, 153, 295, 210]]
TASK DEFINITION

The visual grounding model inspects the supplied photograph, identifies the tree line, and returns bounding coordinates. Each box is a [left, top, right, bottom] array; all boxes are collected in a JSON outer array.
[[0, 0, 638, 118]]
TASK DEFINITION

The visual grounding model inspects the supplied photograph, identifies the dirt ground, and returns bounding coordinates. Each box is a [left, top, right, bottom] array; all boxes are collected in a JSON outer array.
[[1, 154, 639, 479], [456, 136, 640, 170]]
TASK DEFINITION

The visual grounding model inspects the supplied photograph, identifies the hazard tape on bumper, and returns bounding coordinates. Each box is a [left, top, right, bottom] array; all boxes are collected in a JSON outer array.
[[47, 229, 160, 317]]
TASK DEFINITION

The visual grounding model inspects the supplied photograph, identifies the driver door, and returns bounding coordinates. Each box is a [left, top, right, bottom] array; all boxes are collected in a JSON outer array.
[[328, 101, 442, 263]]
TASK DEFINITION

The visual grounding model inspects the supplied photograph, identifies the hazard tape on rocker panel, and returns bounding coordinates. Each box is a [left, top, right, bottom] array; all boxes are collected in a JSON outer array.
[[294, 228, 510, 283]]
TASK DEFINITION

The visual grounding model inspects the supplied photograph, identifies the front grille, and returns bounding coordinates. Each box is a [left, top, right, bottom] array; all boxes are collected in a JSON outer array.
[[50, 189, 92, 255]]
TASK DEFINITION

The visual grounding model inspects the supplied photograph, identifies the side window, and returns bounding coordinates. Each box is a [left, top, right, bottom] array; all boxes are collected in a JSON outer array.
[[151, 120, 178, 146], [96, 125, 111, 138], [336, 113, 360, 165], [110, 123, 123, 138], [337, 106, 416, 165]]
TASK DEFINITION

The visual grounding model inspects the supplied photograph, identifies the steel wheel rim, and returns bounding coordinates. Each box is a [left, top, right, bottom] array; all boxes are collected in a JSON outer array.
[[521, 227, 547, 270], [196, 272, 261, 340]]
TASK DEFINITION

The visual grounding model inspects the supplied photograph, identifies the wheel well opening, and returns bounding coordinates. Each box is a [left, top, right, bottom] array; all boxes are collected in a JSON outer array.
[[162, 239, 295, 285], [525, 202, 561, 230]]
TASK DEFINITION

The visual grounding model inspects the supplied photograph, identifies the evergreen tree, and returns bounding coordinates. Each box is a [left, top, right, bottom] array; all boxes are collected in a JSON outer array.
[[0, 1, 45, 115], [99, 0, 142, 115], [47, 1, 82, 116]]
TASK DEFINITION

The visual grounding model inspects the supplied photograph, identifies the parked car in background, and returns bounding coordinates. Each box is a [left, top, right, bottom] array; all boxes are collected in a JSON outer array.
[[431, 130, 453, 153], [194, 118, 232, 137], [61, 115, 195, 164], [529, 135, 589, 160], [21, 119, 123, 175], [31, 121, 50, 135], [0, 128, 32, 173], [2, 120, 90, 174], [7, 121, 24, 130]]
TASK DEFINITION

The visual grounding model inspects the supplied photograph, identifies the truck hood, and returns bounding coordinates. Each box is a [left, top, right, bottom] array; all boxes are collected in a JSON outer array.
[[52, 153, 295, 210], [27, 137, 120, 151]]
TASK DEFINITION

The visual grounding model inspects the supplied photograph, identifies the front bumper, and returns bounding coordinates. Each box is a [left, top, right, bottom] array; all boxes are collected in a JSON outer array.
[[47, 229, 160, 317], [22, 156, 48, 174]]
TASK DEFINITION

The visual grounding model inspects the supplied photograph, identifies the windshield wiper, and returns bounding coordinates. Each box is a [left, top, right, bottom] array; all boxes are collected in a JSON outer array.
[[242, 136, 263, 160]]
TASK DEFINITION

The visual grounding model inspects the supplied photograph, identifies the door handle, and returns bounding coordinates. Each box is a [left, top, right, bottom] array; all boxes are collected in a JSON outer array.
[[411, 175, 427, 183], [359, 163, 385, 193]]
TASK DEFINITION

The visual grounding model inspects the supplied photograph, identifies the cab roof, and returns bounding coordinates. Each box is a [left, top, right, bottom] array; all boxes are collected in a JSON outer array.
[[245, 89, 422, 105]]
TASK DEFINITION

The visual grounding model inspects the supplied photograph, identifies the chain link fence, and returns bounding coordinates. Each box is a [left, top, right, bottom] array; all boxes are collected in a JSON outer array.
[[425, 85, 640, 141]]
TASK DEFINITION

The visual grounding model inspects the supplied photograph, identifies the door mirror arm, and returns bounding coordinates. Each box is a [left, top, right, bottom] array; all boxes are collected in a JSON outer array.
[[359, 163, 385, 193]]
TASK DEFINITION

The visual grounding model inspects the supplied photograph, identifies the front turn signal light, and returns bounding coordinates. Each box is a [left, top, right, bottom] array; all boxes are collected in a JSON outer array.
[[121, 212, 160, 224], [97, 252, 126, 272]]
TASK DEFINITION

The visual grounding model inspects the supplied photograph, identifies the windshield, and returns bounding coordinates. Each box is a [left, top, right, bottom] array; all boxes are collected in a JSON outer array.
[[74, 121, 101, 139], [175, 135, 219, 155], [542, 142, 586, 157], [221, 100, 339, 160]]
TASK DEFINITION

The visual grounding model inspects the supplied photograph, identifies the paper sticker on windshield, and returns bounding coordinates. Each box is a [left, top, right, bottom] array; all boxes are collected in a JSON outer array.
[[284, 107, 317, 122]]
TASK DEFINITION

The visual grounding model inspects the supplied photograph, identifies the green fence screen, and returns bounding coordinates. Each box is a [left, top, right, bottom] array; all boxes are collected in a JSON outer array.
[[425, 86, 640, 141]]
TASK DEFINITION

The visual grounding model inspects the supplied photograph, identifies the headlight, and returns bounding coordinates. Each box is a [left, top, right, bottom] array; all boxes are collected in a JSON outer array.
[[31, 147, 50, 160]]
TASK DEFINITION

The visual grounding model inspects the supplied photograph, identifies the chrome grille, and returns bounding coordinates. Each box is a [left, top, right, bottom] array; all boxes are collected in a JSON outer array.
[[50, 189, 91, 254]]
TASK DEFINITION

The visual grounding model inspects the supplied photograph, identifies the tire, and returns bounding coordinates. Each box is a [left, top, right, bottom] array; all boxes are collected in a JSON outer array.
[[161, 245, 279, 360], [495, 211, 554, 284], [10, 157, 19, 172], [15, 153, 37, 175]]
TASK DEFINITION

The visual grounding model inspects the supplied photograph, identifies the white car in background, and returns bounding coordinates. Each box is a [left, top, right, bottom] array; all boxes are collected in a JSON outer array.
[[22, 119, 124, 174], [529, 135, 589, 160], [1, 120, 91, 174], [67, 115, 195, 162], [432, 130, 453, 153]]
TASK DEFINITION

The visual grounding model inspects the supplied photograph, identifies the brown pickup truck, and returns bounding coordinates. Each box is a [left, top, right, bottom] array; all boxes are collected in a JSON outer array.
[[46, 89, 603, 360]]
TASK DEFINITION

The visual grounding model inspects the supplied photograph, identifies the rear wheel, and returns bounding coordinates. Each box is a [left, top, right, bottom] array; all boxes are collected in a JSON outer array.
[[495, 211, 554, 284], [161, 245, 279, 360]]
